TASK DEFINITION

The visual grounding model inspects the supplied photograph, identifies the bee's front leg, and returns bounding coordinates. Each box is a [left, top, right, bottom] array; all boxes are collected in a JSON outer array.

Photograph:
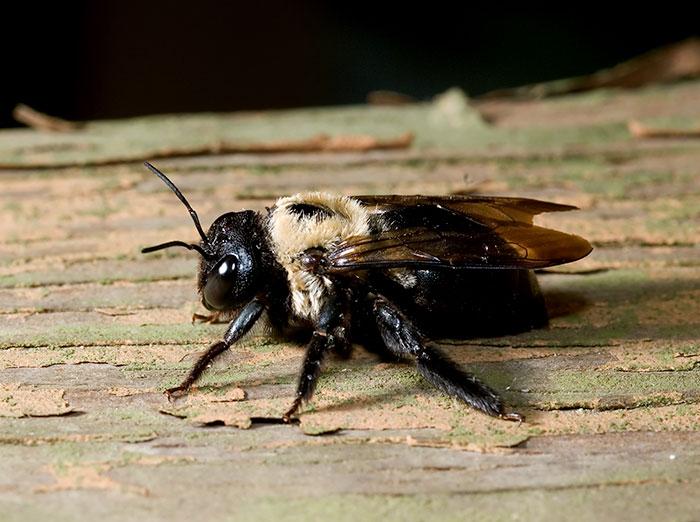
[[166, 297, 266, 400]]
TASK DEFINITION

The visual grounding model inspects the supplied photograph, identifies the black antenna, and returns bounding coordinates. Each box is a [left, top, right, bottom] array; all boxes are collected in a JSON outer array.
[[141, 240, 209, 257], [144, 161, 208, 244]]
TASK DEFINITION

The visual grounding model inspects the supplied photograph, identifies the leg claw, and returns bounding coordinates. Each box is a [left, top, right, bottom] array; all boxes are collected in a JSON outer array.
[[501, 412, 525, 424], [165, 386, 190, 402], [282, 397, 302, 423], [192, 312, 224, 324]]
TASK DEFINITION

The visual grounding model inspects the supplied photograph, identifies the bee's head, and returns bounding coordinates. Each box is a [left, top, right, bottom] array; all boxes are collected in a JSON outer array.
[[141, 162, 263, 312], [196, 211, 262, 311]]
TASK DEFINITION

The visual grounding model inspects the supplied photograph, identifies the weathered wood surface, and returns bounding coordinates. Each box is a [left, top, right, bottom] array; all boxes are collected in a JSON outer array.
[[1, 83, 699, 521]]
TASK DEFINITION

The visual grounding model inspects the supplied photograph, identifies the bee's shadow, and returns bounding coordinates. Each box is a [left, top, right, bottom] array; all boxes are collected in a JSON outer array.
[[201, 362, 443, 418], [196, 287, 592, 421], [543, 289, 591, 320]]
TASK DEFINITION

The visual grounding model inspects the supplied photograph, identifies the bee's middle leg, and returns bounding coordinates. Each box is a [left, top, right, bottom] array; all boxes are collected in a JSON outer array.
[[283, 291, 350, 421]]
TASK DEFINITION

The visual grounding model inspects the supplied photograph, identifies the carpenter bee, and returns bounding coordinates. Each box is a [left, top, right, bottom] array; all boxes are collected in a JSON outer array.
[[142, 162, 592, 422]]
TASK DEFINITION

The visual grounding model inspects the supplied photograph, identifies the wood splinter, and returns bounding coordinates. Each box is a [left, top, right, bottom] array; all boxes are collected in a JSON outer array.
[[628, 120, 700, 139], [13, 104, 84, 133]]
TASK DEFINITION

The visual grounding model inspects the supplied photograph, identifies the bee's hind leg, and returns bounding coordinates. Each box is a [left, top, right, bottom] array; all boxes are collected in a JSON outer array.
[[371, 295, 522, 422]]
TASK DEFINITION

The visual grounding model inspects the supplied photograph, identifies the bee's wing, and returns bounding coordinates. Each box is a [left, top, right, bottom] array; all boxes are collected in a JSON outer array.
[[354, 194, 579, 225], [325, 195, 592, 272]]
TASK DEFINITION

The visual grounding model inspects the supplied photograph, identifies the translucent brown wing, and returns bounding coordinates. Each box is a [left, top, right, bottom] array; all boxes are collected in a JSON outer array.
[[354, 194, 578, 226], [325, 195, 592, 272]]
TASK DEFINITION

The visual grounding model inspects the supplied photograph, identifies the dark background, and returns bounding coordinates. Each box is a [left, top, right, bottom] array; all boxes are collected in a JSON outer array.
[[2, 3, 697, 128]]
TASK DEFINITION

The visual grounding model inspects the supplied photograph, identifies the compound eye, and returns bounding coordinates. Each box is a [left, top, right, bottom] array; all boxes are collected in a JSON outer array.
[[203, 255, 238, 310]]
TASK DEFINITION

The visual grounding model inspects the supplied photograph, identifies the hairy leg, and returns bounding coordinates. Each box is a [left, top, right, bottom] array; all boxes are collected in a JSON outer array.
[[283, 290, 350, 421], [372, 295, 522, 421], [167, 298, 265, 399], [282, 331, 335, 421]]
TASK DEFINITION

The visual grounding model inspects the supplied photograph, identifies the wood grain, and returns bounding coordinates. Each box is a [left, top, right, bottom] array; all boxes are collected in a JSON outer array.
[[1, 82, 699, 521]]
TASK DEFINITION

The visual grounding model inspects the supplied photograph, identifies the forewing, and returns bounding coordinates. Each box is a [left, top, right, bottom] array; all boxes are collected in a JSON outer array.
[[355, 194, 578, 226], [326, 195, 591, 272]]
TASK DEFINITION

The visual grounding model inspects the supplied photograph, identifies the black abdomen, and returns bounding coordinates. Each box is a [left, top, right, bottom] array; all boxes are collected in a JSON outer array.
[[369, 268, 547, 339]]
